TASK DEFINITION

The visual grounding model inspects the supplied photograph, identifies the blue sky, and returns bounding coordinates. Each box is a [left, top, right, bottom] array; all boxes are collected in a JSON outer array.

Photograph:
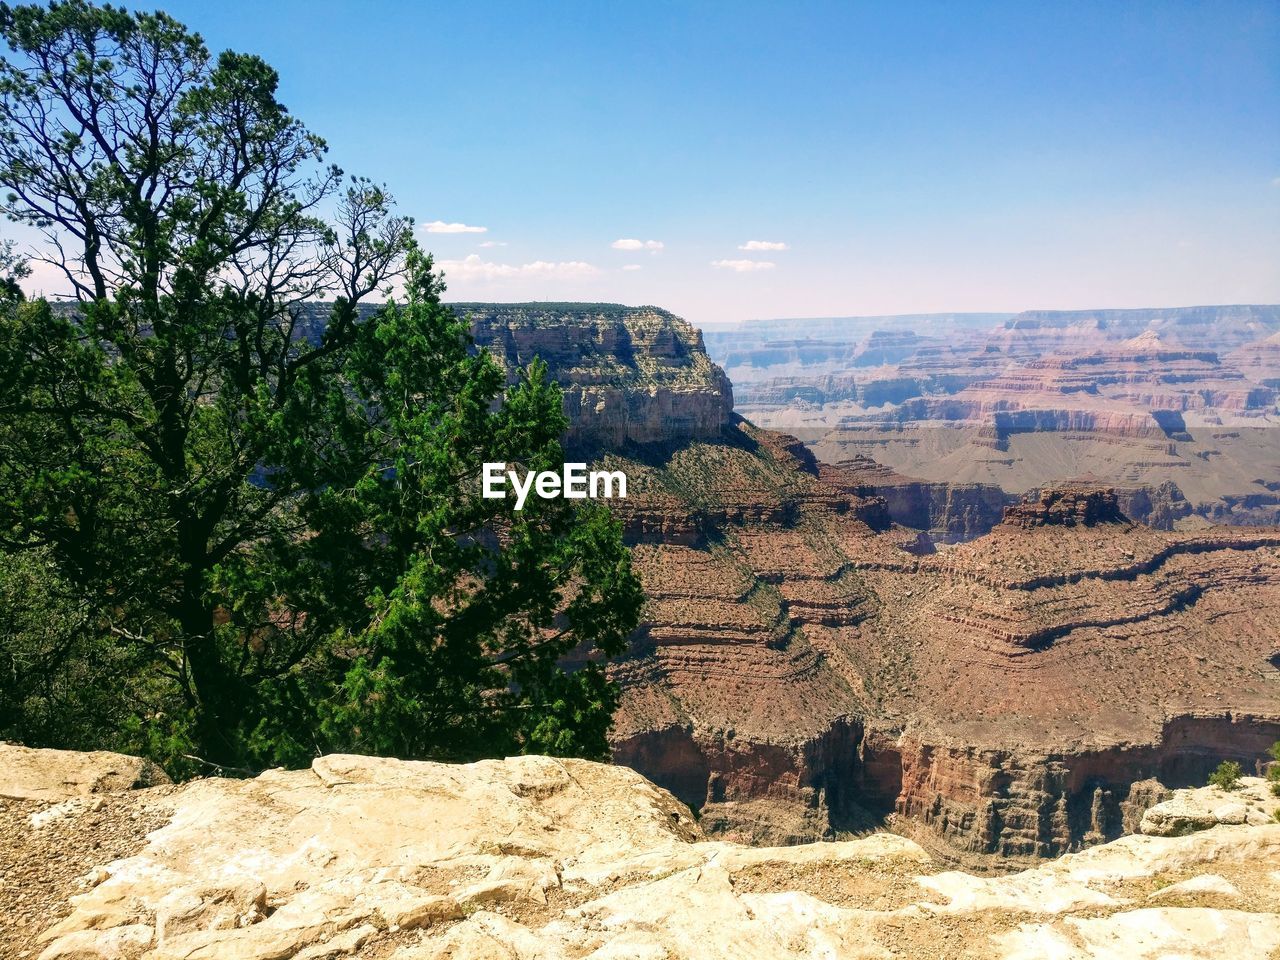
[[36, 2, 1280, 322]]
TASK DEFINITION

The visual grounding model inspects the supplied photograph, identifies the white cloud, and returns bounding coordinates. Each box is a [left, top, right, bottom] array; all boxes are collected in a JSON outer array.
[[440, 254, 598, 281], [611, 238, 664, 251], [423, 220, 488, 234], [621, 264, 643, 271], [477, 240, 507, 248], [1272, 176, 1280, 188], [738, 240, 788, 251], [711, 259, 776, 272]]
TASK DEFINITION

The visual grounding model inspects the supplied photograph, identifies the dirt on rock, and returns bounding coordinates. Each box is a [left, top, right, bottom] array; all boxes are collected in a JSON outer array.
[[0, 787, 175, 958]]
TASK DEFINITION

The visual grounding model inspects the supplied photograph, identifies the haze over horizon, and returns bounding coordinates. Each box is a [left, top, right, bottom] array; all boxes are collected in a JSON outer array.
[[10, 0, 1280, 325]]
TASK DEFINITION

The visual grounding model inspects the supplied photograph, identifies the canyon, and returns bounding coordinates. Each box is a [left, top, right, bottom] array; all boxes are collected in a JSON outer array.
[[706, 305, 1280, 537], [35, 300, 1276, 871], [4, 301, 1278, 958], [455, 303, 1280, 870]]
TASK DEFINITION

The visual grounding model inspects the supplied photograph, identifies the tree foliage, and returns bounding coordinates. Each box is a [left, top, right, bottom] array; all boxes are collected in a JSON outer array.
[[1208, 760, 1242, 792], [0, 0, 642, 773]]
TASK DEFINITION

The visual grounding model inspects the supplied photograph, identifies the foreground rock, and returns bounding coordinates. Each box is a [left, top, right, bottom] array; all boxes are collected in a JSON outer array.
[[0, 743, 169, 801], [5, 749, 1279, 960], [1140, 776, 1280, 836]]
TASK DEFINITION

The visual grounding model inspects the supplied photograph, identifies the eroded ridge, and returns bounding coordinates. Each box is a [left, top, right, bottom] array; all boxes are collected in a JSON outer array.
[[604, 423, 1280, 857]]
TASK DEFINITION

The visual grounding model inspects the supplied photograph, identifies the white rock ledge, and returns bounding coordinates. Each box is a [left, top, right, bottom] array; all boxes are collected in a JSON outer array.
[[4, 748, 1277, 960]]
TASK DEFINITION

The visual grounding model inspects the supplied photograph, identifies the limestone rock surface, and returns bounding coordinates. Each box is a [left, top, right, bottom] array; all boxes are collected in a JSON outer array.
[[0, 744, 170, 801], [5, 751, 1280, 960], [1139, 776, 1280, 837]]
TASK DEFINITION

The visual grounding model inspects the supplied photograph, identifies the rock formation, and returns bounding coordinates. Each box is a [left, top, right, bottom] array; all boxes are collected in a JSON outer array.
[[453, 302, 1280, 866], [0, 743, 169, 801], [459, 302, 734, 451], [1025, 479, 1194, 531], [4, 745, 1278, 960], [1000, 486, 1127, 528], [606, 431, 1280, 861], [707, 305, 1280, 528], [821, 454, 1013, 543]]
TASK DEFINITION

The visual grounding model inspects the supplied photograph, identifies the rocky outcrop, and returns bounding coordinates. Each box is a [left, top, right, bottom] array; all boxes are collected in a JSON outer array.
[[824, 455, 1012, 542], [1001, 486, 1127, 528], [1140, 776, 1280, 837], [0, 744, 169, 801], [5, 749, 1280, 960], [1025, 479, 1194, 531], [460, 303, 734, 451]]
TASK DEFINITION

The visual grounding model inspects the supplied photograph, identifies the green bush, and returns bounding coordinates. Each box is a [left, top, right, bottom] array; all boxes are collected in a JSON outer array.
[[1208, 760, 1242, 792]]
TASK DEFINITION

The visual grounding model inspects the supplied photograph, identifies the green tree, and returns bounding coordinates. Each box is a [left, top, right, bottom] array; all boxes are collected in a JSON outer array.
[[0, 0, 641, 771], [0, 243, 142, 750], [1208, 760, 1242, 792]]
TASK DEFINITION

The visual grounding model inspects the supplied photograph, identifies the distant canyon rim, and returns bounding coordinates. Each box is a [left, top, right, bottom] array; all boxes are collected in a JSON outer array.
[[704, 305, 1280, 539]]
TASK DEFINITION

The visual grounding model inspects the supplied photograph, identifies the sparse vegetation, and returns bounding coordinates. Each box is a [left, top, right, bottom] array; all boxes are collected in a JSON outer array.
[[1208, 760, 1242, 792]]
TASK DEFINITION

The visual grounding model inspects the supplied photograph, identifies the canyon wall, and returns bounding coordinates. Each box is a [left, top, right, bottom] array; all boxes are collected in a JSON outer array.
[[888, 711, 1280, 863], [459, 303, 734, 450], [709, 305, 1280, 532], [473, 302, 1280, 867], [818, 454, 1013, 542], [605, 421, 1280, 863]]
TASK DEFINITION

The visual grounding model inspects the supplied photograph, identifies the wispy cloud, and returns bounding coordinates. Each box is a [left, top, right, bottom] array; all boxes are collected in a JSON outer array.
[[477, 240, 507, 248], [423, 220, 488, 234], [738, 240, 788, 251], [711, 259, 776, 272], [440, 254, 598, 281], [611, 238, 664, 252], [621, 264, 643, 271]]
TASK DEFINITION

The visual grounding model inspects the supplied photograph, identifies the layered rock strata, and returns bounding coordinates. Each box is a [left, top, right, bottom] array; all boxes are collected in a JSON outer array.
[[708, 305, 1280, 526], [821, 454, 1013, 542], [604, 416, 1280, 863], [459, 302, 734, 450]]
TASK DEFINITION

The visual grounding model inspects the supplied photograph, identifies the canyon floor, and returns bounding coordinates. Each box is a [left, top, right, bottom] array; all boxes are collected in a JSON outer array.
[[2, 744, 1279, 960]]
